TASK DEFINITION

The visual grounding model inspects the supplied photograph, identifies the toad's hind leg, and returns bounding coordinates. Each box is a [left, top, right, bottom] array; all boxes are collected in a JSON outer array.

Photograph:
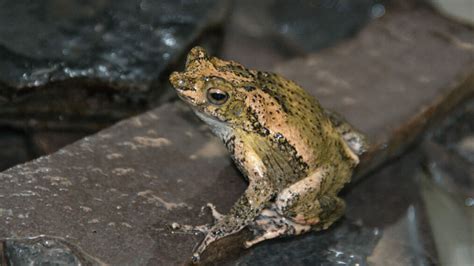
[[245, 208, 311, 248], [275, 169, 346, 229], [311, 196, 345, 231], [245, 170, 347, 248], [245, 196, 345, 248], [324, 109, 368, 156]]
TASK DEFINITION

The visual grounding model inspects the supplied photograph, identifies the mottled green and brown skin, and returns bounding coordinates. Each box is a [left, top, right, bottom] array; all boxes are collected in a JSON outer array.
[[169, 47, 367, 262]]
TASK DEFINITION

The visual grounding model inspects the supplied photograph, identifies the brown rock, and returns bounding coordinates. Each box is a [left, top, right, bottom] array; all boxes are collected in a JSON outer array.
[[273, 7, 474, 179]]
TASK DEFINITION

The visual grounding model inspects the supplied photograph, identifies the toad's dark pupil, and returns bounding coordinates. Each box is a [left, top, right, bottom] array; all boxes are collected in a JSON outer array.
[[207, 88, 228, 104], [211, 92, 226, 101]]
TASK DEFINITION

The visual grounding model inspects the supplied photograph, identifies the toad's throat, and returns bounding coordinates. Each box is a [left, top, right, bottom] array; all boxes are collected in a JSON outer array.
[[194, 110, 233, 142]]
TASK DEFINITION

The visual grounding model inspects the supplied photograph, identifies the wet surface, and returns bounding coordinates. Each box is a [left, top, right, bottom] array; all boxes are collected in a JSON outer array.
[[422, 99, 474, 201], [431, 99, 474, 165], [0, 0, 227, 90], [2, 236, 102, 265], [419, 99, 474, 265], [228, 221, 381, 265], [345, 151, 439, 266], [0, 0, 229, 171], [0, 3, 473, 266]]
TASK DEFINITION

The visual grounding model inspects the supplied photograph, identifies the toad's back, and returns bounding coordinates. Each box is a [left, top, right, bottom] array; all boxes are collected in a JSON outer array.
[[245, 71, 359, 190]]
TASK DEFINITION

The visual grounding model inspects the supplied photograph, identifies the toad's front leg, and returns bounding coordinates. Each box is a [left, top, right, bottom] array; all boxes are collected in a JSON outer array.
[[191, 178, 275, 263]]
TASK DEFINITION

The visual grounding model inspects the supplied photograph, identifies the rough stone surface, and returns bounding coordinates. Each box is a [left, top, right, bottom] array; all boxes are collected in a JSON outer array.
[[1, 6, 473, 265], [0, 103, 245, 265]]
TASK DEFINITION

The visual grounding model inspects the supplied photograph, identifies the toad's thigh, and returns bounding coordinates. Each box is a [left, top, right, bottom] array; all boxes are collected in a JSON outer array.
[[275, 170, 345, 227], [275, 170, 324, 224], [277, 194, 345, 229]]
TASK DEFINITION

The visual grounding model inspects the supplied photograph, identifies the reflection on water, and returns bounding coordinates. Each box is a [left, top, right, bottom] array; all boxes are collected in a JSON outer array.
[[346, 150, 439, 266], [421, 99, 474, 266], [420, 169, 473, 266]]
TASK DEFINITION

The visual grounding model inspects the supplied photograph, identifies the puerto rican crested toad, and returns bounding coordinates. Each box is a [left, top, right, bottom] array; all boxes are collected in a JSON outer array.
[[169, 47, 368, 262]]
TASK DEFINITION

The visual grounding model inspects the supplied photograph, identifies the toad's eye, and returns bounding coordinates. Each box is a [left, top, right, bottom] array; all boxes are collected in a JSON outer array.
[[207, 88, 229, 105]]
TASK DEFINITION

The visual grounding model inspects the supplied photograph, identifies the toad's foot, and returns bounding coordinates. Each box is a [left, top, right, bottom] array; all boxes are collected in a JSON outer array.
[[245, 208, 311, 248], [170, 203, 224, 235], [170, 222, 210, 234], [206, 203, 224, 222], [191, 220, 246, 263]]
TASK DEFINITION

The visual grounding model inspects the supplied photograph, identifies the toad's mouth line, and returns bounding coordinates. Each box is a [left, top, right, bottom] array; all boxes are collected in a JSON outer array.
[[193, 110, 233, 141], [175, 86, 196, 92], [193, 109, 222, 124], [175, 92, 197, 105]]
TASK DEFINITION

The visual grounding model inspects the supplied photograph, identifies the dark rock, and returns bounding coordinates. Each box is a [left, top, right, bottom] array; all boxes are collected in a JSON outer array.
[[0, 5, 473, 265], [221, 0, 381, 71], [0, 241, 6, 265], [416, 100, 474, 266], [431, 99, 474, 164], [269, 0, 379, 53], [0, 0, 229, 170], [228, 221, 380, 265], [0, 0, 227, 91], [416, 165, 472, 266], [422, 140, 474, 199], [422, 99, 474, 199], [4, 236, 101, 265], [0, 128, 33, 171]]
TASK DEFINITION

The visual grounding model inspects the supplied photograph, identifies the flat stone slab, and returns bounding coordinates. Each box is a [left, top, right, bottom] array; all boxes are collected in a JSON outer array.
[[0, 103, 245, 265], [273, 7, 474, 178], [1, 6, 473, 265]]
